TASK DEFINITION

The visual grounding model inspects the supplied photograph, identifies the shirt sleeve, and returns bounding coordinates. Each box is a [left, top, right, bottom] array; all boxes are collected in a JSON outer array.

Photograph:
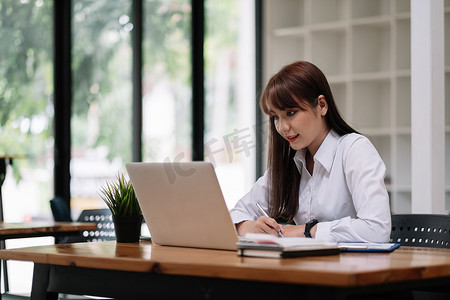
[[315, 136, 391, 243], [229, 170, 270, 225]]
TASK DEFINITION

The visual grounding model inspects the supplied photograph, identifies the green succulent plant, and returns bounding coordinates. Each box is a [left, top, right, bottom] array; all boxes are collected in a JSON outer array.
[[99, 173, 142, 216]]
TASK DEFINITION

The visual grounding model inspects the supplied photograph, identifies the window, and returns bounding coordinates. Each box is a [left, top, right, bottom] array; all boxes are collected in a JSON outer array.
[[142, 0, 192, 162], [204, 0, 256, 208], [0, 0, 258, 293], [71, 0, 133, 217], [0, 0, 54, 293], [70, 0, 257, 214], [0, 0, 54, 221]]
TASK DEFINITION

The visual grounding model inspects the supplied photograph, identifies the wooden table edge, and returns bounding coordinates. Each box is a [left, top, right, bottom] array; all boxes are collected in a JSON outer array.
[[1, 243, 450, 288]]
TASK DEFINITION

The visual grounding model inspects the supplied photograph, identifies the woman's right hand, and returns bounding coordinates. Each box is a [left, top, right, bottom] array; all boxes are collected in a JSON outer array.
[[235, 216, 284, 237]]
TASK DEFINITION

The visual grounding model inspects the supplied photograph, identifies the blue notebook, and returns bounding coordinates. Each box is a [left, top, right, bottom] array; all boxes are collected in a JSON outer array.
[[338, 242, 401, 252]]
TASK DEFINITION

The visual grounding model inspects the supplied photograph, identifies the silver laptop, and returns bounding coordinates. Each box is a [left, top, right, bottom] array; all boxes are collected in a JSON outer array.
[[126, 162, 239, 251]]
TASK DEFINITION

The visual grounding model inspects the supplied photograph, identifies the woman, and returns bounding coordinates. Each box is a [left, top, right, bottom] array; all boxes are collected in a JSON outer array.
[[230, 61, 391, 243]]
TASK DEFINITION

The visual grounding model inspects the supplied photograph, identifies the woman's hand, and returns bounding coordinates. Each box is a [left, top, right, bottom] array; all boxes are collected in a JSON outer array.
[[283, 225, 317, 237], [282, 224, 304, 237], [236, 216, 284, 237], [282, 224, 317, 237]]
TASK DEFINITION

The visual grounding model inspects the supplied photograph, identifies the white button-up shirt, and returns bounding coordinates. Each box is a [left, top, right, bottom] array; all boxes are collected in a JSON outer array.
[[230, 130, 391, 243]]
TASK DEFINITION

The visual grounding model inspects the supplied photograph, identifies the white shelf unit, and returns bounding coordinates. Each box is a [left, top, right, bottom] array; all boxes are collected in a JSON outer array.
[[263, 0, 450, 213]]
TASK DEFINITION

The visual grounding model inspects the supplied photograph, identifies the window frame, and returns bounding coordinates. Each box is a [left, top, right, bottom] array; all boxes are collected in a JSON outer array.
[[53, 0, 263, 211]]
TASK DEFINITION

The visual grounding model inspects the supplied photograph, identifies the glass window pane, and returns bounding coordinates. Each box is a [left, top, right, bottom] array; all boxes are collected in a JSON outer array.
[[71, 0, 132, 217], [0, 0, 54, 222], [142, 0, 192, 162], [204, 0, 256, 208], [0, 0, 54, 293]]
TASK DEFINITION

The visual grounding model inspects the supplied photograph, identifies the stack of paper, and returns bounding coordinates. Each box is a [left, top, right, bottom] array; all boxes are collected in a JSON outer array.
[[237, 233, 340, 258]]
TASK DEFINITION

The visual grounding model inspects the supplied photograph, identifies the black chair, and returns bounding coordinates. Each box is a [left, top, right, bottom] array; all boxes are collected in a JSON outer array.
[[390, 214, 450, 249], [50, 197, 116, 243], [50, 196, 72, 222], [390, 214, 450, 300], [50, 196, 73, 243], [71, 208, 115, 242], [49, 201, 115, 299]]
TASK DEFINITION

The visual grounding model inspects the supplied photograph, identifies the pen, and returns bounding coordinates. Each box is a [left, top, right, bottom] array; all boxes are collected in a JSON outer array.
[[256, 202, 284, 238]]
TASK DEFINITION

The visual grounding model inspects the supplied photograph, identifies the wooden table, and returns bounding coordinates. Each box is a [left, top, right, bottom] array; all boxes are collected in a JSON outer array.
[[0, 221, 97, 298], [0, 241, 449, 300], [0, 222, 97, 240]]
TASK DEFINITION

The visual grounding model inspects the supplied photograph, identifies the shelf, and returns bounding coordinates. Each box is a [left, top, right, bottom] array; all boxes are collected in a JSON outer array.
[[395, 186, 412, 193], [329, 83, 348, 120], [446, 74, 450, 127], [396, 19, 411, 70], [446, 134, 450, 187], [395, 0, 410, 14], [311, 0, 347, 24], [395, 69, 411, 78], [273, 21, 347, 37], [446, 12, 450, 67], [395, 135, 411, 188], [366, 135, 391, 180], [360, 128, 392, 136], [351, 0, 392, 19], [267, 36, 305, 75], [352, 24, 391, 73], [352, 80, 391, 128], [264, 0, 450, 213], [265, 0, 305, 30], [395, 127, 411, 135], [311, 30, 346, 76], [352, 71, 391, 82], [309, 21, 347, 32], [395, 11, 410, 20], [391, 191, 411, 214], [327, 75, 348, 84], [273, 26, 306, 37], [352, 15, 391, 27], [396, 77, 411, 127]]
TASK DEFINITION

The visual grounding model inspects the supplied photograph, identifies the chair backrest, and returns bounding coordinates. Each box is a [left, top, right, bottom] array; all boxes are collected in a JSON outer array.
[[50, 196, 74, 243], [70, 208, 116, 242], [390, 214, 450, 249], [50, 196, 72, 222]]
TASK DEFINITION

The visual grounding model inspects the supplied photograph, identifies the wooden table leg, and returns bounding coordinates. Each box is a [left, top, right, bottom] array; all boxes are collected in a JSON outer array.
[[30, 263, 58, 300]]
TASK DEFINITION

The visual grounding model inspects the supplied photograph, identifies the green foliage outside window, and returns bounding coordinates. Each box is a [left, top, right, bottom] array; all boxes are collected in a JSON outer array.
[[0, 0, 239, 178], [0, 0, 53, 181]]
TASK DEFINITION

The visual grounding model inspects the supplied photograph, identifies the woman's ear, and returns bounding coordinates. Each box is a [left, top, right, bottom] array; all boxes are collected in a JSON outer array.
[[317, 95, 328, 116]]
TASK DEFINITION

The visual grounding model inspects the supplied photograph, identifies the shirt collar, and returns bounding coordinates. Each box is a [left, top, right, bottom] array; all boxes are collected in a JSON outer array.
[[293, 130, 340, 174]]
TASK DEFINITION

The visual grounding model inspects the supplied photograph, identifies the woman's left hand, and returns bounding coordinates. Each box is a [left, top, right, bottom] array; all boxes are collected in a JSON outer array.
[[282, 224, 317, 238]]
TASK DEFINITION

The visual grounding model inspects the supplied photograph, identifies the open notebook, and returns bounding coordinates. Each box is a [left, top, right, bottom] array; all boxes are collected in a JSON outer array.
[[237, 233, 340, 258], [237, 233, 400, 258]]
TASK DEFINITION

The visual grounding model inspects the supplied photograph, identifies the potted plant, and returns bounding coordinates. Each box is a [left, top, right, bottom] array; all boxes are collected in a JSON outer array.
[[99, 172, 143, 243]]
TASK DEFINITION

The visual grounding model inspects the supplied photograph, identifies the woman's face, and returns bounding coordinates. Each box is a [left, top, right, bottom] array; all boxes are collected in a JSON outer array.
[[270, 95, 329, 156]]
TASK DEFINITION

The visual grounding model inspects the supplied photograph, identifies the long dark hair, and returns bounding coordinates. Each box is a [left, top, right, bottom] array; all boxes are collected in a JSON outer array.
[[260, 61, 357, 222]]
